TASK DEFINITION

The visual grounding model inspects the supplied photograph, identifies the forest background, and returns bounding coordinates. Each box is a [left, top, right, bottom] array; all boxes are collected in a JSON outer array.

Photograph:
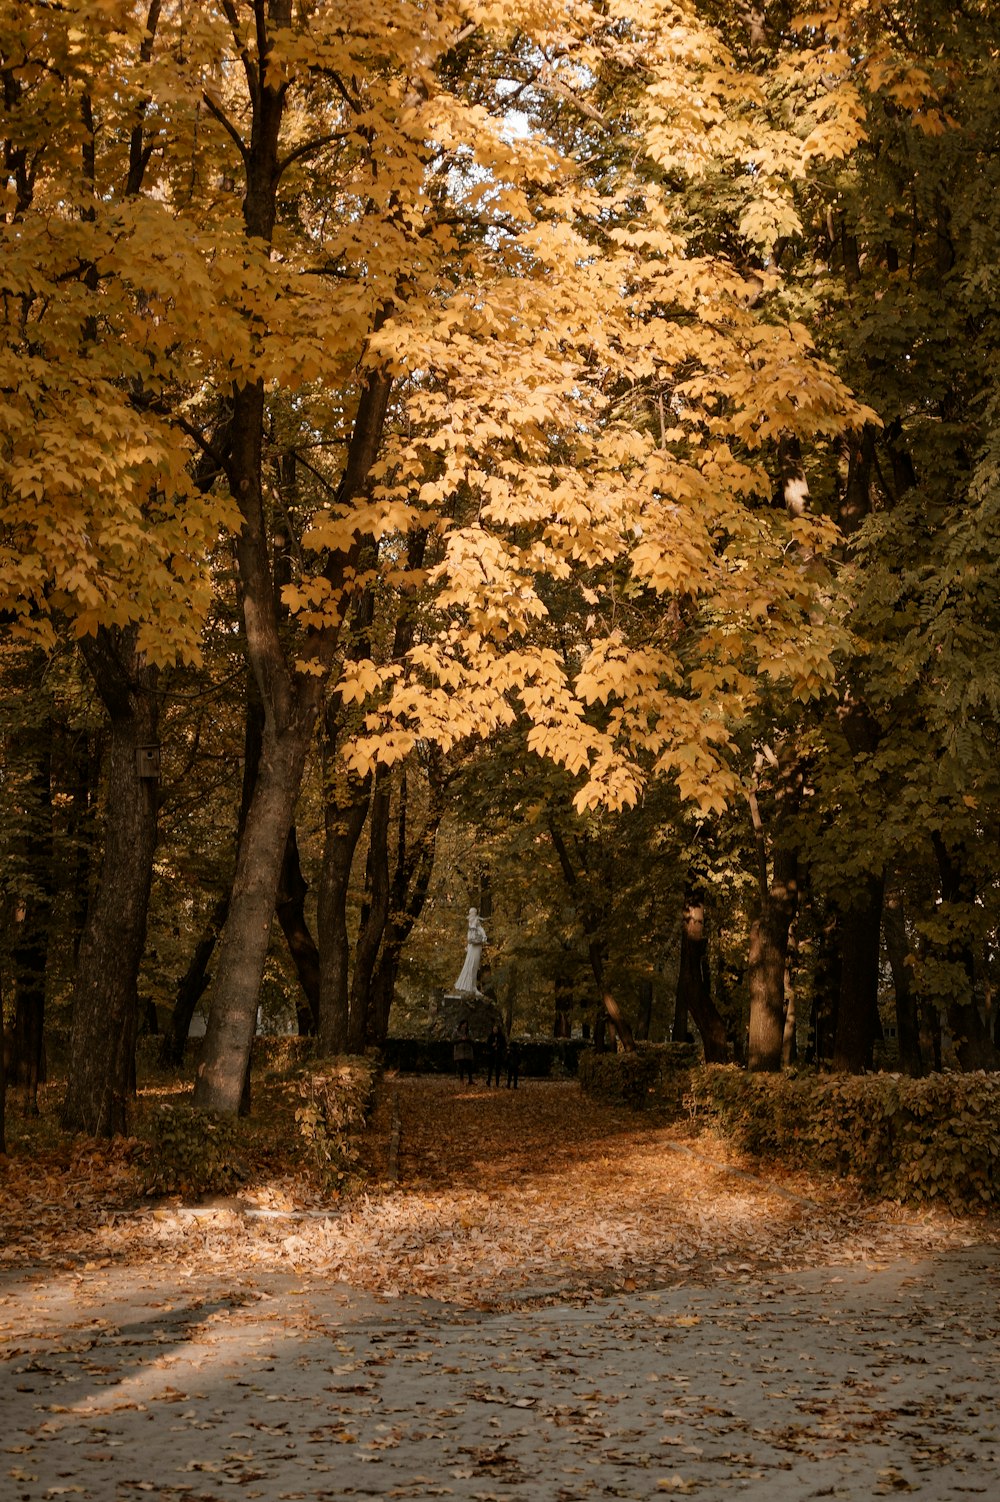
[[2, 0, 999, 1143]]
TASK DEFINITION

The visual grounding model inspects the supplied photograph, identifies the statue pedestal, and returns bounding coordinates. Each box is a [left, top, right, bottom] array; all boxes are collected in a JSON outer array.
[[431, 991, 504, 1042]]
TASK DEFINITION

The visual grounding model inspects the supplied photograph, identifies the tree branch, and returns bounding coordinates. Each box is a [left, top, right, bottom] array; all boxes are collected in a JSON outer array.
[[202, 90, 249, 163]]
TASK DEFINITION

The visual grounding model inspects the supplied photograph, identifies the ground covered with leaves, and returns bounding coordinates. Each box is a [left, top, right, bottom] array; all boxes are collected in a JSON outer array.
[[1, 1072, 995, 1307], [2, 1071, 999, 1500]]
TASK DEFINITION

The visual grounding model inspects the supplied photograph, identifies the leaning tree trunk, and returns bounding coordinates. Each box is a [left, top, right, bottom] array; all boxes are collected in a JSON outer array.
[[193, 711, 317, 1113], [62, 630, 159, 1137], [747, 848, 798, 1072]]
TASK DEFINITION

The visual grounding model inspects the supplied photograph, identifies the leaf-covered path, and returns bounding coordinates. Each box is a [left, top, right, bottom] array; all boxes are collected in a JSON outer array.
[[2, 1077, 999, 1499]]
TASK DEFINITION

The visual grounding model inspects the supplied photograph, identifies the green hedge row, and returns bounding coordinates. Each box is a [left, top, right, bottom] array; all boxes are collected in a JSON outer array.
[[381, 1036, 589, 1077], [579, 1049, 1000, 1211], [577, 1043, 698, 1108]]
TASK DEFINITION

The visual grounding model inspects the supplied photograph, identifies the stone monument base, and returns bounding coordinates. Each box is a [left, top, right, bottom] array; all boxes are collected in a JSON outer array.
[[429, 991, 505, 1042]]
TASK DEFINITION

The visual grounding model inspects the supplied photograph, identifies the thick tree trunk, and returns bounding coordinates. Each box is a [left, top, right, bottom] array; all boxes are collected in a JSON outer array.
[[831, 873, 885, 1073], [747, 849, 798, 1072], [276, 826, 320, 1034], [675, 897, 729, 1062], [883, 891, 923, 1076], [62, 632, 159, 1137]]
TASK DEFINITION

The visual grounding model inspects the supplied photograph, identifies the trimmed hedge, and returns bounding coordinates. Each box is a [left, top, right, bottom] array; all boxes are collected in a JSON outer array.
[[580, 1050, 1000, 1212], [382, 1036, 589, 1077], [578, 1042, 698, 1109]]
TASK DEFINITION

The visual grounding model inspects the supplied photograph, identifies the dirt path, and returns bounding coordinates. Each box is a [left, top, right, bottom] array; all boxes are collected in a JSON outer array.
[[2, 1075, 999, 1498]]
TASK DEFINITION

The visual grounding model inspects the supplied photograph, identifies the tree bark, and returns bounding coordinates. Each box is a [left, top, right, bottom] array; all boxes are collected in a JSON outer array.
[[194, 715, 316, 1111], [317, 769, 372, 1054], [747, 848, 798, 1072], [831, 873, 884, 1073], [62, 629, 159, 1136]]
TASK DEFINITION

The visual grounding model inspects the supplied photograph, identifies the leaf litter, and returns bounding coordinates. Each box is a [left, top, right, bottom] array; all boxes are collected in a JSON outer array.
[[1, 1075, 994, 1309]]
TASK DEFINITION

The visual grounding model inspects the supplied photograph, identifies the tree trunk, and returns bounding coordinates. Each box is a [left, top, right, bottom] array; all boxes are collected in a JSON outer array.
[[276, 825, 320, 1034], [367, 768, 443, 1045], [781, 920, 798, 1067], [8, 732, 53, 1109], [193, 714, 316, 1113], [883, 891, 923, 1076], [317, 776, 371, 1054], [191, 1, 391, 1112], [675, 896, 729, 1062], [347, 769, 392, 1053], [554, 975, 573, 1038], [62, 631, 159, 1137], [159, 892, 230, 1068], [747, 849, 798, 1072], [832, 873, 885, 1073], [932, 834, 999, 1071]]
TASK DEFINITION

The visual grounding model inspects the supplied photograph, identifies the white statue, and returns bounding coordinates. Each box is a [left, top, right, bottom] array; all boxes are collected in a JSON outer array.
[[453, 906, 487, 994]]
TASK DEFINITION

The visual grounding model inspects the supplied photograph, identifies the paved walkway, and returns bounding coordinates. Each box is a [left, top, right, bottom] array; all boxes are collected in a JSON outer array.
[[2, 1245, 998, 1500]]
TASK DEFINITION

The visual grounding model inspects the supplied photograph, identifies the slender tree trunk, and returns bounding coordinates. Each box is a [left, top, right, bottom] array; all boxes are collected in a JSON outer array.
[[0, 976, 8, 1157], [554, 976, 573, 1038], [191, 0, 391, 1113], [276, 826, 320, 1034], [547, 815, 636, 1051], [159, 893, 230, 1068], [832, 873, 885, 1073], [932, 835, 999, 1071], [347, 769, 392, 1052], [62, 631, 159, 1136], [317, 778, 371, 1054], [675, 896, 729, 1061], [883, 891, 923, 1076], [367, 770, 443, 1045], [781, 920, 798, 1066], [193, 714, 316, 1112], [747, 849, 798, 1072], [8, 730, 53, 1108]]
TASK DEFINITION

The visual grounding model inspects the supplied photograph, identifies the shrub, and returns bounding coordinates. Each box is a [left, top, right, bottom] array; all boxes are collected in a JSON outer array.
[[687, 1066, 1000, 1211], [141, 1104, 246, 1198], [295, 1055, 377, 1192], [579, 1042, 697, 1109]]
